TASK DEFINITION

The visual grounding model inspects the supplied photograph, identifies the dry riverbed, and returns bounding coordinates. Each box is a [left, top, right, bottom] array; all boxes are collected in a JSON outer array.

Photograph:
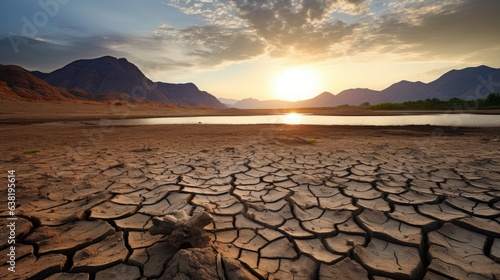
[[0, 120, 499, 279]]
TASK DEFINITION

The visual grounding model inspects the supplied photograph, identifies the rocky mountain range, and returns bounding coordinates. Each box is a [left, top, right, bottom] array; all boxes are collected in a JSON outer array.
[[0, 64, 91, 101], [0, 56, 225, 108], [229, 65, 500, 109], [2, 57, 499, 110]]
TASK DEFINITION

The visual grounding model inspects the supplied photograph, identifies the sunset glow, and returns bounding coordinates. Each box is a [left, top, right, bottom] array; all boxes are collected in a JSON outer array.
[[0, 0, 499, 101], [274, 68, 320, 102]]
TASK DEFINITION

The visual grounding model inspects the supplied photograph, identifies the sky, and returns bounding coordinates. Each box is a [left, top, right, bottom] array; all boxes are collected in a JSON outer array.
[[0, 0, 499, 101]]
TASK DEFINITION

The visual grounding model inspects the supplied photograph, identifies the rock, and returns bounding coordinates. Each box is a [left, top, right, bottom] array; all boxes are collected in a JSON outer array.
[[143, 241, 177, 278], [160, 248, 222, 280], [149, 210, 213, 248]]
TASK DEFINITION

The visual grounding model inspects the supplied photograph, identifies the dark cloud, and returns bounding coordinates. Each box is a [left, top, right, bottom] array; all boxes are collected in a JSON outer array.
[[371, 0, 500, 60], [0, 35, 129, 71], [1, 0, 498, 74], [0, 32, 196, 74]]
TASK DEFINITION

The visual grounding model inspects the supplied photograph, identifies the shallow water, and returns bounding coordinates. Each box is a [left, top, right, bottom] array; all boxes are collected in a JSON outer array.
[[47, 113, 500, 127]]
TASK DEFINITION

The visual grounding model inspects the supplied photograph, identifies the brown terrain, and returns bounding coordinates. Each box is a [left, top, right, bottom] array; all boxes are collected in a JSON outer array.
[[0, 100, 499, 279]]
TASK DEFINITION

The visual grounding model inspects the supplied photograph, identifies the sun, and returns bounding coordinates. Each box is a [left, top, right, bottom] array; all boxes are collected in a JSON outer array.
[[273, 68, 320, 102]]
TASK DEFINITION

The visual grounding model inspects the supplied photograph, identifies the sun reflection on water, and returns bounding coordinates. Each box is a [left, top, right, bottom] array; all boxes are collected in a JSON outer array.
[[284, 113, 303, 124]]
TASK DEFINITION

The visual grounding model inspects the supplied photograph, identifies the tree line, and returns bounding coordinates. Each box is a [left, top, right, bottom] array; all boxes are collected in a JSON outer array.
[[367, 93, 500, 110]]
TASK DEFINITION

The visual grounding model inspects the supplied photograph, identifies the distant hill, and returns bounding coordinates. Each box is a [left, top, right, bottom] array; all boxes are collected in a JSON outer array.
[[32, 56, 225, 108], [218, 97, 240, 106], [0, 65, 80, 101], [232, 65, 500, 109]]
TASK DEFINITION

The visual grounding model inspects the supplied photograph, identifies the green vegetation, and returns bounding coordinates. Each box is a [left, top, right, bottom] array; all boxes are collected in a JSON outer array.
[[307, 138, 318, 144], [368, 93, 500, 111], [23, 149, 41, 155]]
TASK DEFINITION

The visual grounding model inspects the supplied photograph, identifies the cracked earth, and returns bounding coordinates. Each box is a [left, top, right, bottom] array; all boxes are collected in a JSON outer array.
[[0, 124, 499, 279]]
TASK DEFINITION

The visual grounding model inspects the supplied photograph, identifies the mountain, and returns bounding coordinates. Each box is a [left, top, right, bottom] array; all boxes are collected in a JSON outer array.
[[231, 65, 500, 109], [0, 65, 80, 101], [218, 97, 240, 106], [154, 82, 223, 108], [32, 56, 225, 108]]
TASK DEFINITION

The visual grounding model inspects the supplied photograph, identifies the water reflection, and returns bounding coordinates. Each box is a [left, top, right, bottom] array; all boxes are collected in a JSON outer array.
[[43, 114, 500, 127], [283, 113, 302, 124]]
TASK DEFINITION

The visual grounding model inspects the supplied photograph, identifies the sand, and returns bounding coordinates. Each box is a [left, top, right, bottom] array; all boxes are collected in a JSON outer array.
[[0, 101, 499, 279]]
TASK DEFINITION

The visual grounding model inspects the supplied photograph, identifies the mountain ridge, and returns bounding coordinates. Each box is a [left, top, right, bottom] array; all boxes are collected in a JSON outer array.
[[232, 65, 500, 109], [0, 64, 82, 101], [2, 58, 499, 109], [30, 56, 225, 108]]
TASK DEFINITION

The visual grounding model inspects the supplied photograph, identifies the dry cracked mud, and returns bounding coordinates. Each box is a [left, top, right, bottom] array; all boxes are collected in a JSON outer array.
[[0, 124, 499, 279]]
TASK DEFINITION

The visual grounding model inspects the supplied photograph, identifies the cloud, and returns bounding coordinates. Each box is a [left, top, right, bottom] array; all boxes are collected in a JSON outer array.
[[156, 0, 500, 67], [153, 24, 267, 66], [2, 0, 498, 77], [369, 0, 500, 60], [0, 34, 131, 71], [229, 0, 363, 56]]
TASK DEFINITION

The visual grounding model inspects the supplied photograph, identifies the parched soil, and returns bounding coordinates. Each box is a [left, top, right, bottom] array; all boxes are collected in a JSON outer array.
[[0, 114, 499, 279]]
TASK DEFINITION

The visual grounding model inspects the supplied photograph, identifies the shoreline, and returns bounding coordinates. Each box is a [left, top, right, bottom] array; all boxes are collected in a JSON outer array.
[[1, 99, 500, 124]]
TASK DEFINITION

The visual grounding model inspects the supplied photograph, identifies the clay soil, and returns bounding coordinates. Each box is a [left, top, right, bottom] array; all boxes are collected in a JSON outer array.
[[0, 100, 499, 279]]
